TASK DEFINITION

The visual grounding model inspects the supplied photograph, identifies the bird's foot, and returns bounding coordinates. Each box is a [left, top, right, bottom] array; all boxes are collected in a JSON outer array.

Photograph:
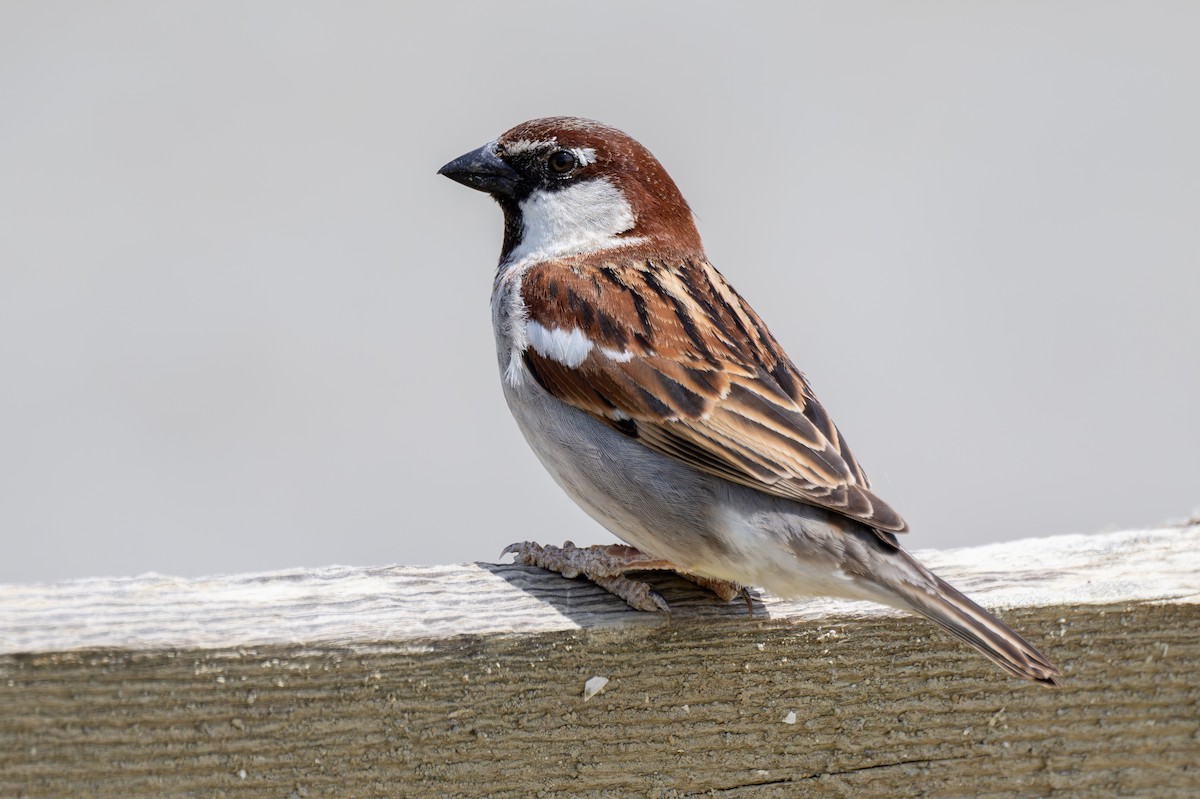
[[501, 540, 750, 615]]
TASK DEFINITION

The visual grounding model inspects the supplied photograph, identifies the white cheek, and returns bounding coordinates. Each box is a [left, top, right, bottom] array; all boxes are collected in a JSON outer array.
[[527, 321, 594, 368], [507, 178, 644, 264]]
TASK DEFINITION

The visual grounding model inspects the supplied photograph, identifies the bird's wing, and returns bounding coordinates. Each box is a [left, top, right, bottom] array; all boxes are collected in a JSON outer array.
[[517, 256, 908, 536]]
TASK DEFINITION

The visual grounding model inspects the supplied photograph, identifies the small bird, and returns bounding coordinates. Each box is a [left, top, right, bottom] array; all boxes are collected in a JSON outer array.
[[439, 117, 1060, 686]]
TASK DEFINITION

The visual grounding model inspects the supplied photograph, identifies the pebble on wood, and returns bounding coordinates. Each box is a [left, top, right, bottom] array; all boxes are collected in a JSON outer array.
[[583, 676, 609, 701]]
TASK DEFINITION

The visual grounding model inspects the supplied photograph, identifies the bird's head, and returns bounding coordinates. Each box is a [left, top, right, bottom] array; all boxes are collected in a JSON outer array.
[[439, 117, 703, 264]]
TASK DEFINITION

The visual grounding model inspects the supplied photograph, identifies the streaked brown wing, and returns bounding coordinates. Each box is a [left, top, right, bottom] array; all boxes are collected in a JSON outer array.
[[519, 256, 908, 535]]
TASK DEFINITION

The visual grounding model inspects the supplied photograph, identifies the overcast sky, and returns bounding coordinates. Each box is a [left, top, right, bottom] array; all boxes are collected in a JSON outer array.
[[2, 2, 1197, 583]]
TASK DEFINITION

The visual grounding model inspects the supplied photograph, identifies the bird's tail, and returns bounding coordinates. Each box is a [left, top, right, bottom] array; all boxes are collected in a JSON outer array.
[[873, 555, 1061, 687]]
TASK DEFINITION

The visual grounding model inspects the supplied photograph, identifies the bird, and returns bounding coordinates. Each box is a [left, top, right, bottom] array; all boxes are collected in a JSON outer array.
[[438, 116, 1060, 686]]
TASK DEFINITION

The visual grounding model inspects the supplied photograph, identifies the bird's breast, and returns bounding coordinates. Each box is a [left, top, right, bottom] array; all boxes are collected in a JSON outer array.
[[491, 261, 534, 387]]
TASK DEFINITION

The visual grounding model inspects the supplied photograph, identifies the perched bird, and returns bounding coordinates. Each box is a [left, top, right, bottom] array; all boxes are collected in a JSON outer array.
[[439, 117, 1060, 686]]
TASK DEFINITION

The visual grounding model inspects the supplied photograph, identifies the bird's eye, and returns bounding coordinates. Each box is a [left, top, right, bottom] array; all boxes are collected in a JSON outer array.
[[547, 149, 578, 175]]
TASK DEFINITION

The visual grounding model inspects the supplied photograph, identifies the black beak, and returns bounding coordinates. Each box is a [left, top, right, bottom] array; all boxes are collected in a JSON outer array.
[[438, 143, 521, 199]]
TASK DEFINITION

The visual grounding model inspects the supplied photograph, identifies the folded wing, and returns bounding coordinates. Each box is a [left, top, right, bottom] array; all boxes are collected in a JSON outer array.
[[519, 257, 908, 539]]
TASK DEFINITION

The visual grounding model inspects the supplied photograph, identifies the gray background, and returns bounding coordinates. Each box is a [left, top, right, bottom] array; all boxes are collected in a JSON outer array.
[[2, 2, 1197, 584]]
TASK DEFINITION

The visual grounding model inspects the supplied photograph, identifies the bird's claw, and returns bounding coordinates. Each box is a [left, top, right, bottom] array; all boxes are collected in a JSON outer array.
[[502, 540, 748, 617]]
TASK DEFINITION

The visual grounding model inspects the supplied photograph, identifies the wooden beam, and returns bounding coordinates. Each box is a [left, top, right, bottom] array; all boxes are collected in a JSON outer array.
[[2, 527, 1198, 798]]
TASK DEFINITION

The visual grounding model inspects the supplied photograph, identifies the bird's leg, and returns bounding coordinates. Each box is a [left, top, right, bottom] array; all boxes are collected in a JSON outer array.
[[501, 540, 748, 615], [683, 577, 756, 617], [502, 540, 673, 612]]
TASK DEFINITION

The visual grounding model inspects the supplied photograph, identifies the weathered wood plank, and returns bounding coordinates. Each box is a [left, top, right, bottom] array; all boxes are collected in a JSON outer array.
[[1, 527, 1197, 653], [1, 527, 1198, 798]]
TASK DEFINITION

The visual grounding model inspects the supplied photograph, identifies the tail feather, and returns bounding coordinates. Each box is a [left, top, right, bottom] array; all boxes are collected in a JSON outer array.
[[891, 569, 1061, 687]]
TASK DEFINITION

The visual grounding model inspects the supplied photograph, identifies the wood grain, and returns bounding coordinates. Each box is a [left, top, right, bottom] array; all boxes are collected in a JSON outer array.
[[1, 527, 1198, 798]]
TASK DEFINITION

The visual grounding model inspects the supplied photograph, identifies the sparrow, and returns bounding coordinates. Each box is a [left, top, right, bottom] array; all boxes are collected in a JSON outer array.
[[438, 117, 1060, 686]]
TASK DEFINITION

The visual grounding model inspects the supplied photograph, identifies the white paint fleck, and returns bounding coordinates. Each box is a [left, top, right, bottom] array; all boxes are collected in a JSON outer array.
[[582, 675, 609, 701], [782, 711, 797, 725], [527, 321, 594, 368]]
